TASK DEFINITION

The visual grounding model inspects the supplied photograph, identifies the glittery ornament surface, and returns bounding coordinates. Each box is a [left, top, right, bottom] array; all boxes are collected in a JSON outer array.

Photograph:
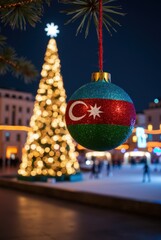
[[70, 81, 133, 102], [65, 81, 136, 151], [66, 98, 135, 126]]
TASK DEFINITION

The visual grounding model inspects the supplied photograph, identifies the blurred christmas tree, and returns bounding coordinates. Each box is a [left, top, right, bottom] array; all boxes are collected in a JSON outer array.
[[18, 23, 81, 181]]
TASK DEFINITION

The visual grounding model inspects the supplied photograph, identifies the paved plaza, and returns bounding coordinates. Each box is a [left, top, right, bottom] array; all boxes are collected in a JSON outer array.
[[0, 164, 161, 240], [0, 187, 161, 240]]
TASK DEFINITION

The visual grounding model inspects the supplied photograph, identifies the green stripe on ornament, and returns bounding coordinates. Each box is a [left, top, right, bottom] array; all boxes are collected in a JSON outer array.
[[68, 124, 133, 151]]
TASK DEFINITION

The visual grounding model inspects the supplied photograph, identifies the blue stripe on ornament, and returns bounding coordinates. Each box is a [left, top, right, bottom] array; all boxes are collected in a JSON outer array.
[[69, 81, 133, 103]]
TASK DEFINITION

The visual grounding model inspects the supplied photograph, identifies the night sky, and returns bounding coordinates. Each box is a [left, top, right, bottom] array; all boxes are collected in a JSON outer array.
[[1, 0, 161, 113]]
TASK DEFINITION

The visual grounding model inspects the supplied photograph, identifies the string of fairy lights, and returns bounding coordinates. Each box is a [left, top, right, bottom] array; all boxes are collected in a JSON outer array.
[[0, 0, 36, 9]]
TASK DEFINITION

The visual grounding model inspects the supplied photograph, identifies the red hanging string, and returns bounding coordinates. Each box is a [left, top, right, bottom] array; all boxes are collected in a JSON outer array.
[[99, 0, 103, 71]]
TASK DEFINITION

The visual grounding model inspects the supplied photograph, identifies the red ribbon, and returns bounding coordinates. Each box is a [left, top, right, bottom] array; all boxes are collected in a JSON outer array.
[[99, 0, 103, 71]]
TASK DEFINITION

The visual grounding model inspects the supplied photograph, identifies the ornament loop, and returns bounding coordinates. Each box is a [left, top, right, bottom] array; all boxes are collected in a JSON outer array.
[[91, 72, 111, 82]]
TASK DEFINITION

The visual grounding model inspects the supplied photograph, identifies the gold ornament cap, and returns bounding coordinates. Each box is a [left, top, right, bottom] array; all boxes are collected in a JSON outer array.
[[91, 72, 111, 82]]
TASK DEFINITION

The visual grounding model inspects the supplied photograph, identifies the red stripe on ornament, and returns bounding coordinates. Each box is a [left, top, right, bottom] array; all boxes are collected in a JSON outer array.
[[65, 98, 136, 126]]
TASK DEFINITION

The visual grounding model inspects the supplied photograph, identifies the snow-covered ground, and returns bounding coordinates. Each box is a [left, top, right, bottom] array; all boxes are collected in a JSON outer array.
[[1, 164, 161, 203], [46, 164, 161, 203]]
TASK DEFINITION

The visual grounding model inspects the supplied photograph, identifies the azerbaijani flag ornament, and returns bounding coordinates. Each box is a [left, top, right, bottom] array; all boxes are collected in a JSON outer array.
[[65, 72, 136, 151], [65, 0, 136, 151]]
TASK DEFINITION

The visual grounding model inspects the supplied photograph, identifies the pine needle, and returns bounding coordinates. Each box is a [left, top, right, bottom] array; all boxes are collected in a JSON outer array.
[[60, 0, 125, 37]]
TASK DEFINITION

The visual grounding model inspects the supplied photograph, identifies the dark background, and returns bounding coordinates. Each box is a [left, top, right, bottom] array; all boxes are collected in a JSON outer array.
[[1, 0, 161, 112]]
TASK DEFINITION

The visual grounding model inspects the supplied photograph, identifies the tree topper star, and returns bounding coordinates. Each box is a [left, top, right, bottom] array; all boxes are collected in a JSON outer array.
[[88, 104, 103, 119], [45, 23, 60, 38]]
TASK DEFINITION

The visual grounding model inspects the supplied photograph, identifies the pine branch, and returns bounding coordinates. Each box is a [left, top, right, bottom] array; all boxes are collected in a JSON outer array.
[[0, 41, 38, 82], [0, 34, 7, 47], [0, 0, 50, 81], [0, 0, 51, 30], [60, 0, 125, 37]]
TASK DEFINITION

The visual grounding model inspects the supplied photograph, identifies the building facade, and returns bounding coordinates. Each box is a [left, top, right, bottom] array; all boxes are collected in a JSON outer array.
[[0, 89, 34, 165], [1, 90, 161, 167], [122, 98, 161, 163], [144, 98, 161, 142]]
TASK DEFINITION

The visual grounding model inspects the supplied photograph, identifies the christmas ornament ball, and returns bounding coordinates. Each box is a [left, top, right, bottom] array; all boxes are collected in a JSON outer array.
[[65, 79, 136, 151]]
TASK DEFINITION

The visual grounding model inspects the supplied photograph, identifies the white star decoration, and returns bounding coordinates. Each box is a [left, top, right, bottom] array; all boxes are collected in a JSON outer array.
[[88, 104, 103, 119], [45, 23, 60, 38]]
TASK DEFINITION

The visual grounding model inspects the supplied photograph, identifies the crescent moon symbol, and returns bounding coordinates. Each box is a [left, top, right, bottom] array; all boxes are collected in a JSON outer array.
[[69, 101, 87, 121]]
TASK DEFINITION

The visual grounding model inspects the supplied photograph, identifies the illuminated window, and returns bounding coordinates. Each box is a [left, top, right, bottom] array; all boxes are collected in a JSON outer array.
[[6, 146, 17, 159], [148, 134, 153, 141], [5, 132, 10, 141], [132, 136, 137, 142], [148, 124, 153, 130]]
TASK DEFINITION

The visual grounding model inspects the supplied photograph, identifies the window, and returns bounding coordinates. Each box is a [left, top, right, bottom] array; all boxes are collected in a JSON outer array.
[[5, 117, 9, 124], [148, 134, 153, 141], [19, 107, 22, 112], [148, 116, 151, 122], [17, 134, 21, 142], [148, 124, 153, 131], [5, 132, 10, 141], [26, 119, 30, 126], [12, 106, 16, 125], [5, 105, 9, 111], [26, 97, 30, 100], [5, 94, 9, 98], [26, 107, 30, 113], [18, 119, 22, 125], [12, 95, 16, 99]]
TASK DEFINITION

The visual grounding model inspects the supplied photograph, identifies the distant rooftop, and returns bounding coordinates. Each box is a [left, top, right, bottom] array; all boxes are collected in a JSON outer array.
[[0, 88, 34, 101]]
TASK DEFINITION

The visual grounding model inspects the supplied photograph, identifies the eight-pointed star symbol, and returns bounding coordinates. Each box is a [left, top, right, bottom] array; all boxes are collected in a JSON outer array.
[[87, 104, 103, 119]]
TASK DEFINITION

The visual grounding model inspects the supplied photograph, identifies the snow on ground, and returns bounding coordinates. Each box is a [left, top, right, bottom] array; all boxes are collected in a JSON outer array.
[[1, 164, 161, 203]]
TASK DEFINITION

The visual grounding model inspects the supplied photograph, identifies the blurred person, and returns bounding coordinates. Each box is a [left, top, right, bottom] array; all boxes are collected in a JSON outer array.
[[90, 157, 99, 179], [106, 161, 112, 176], [142, 162, 151, 182], [98, 160, 104, 176]]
